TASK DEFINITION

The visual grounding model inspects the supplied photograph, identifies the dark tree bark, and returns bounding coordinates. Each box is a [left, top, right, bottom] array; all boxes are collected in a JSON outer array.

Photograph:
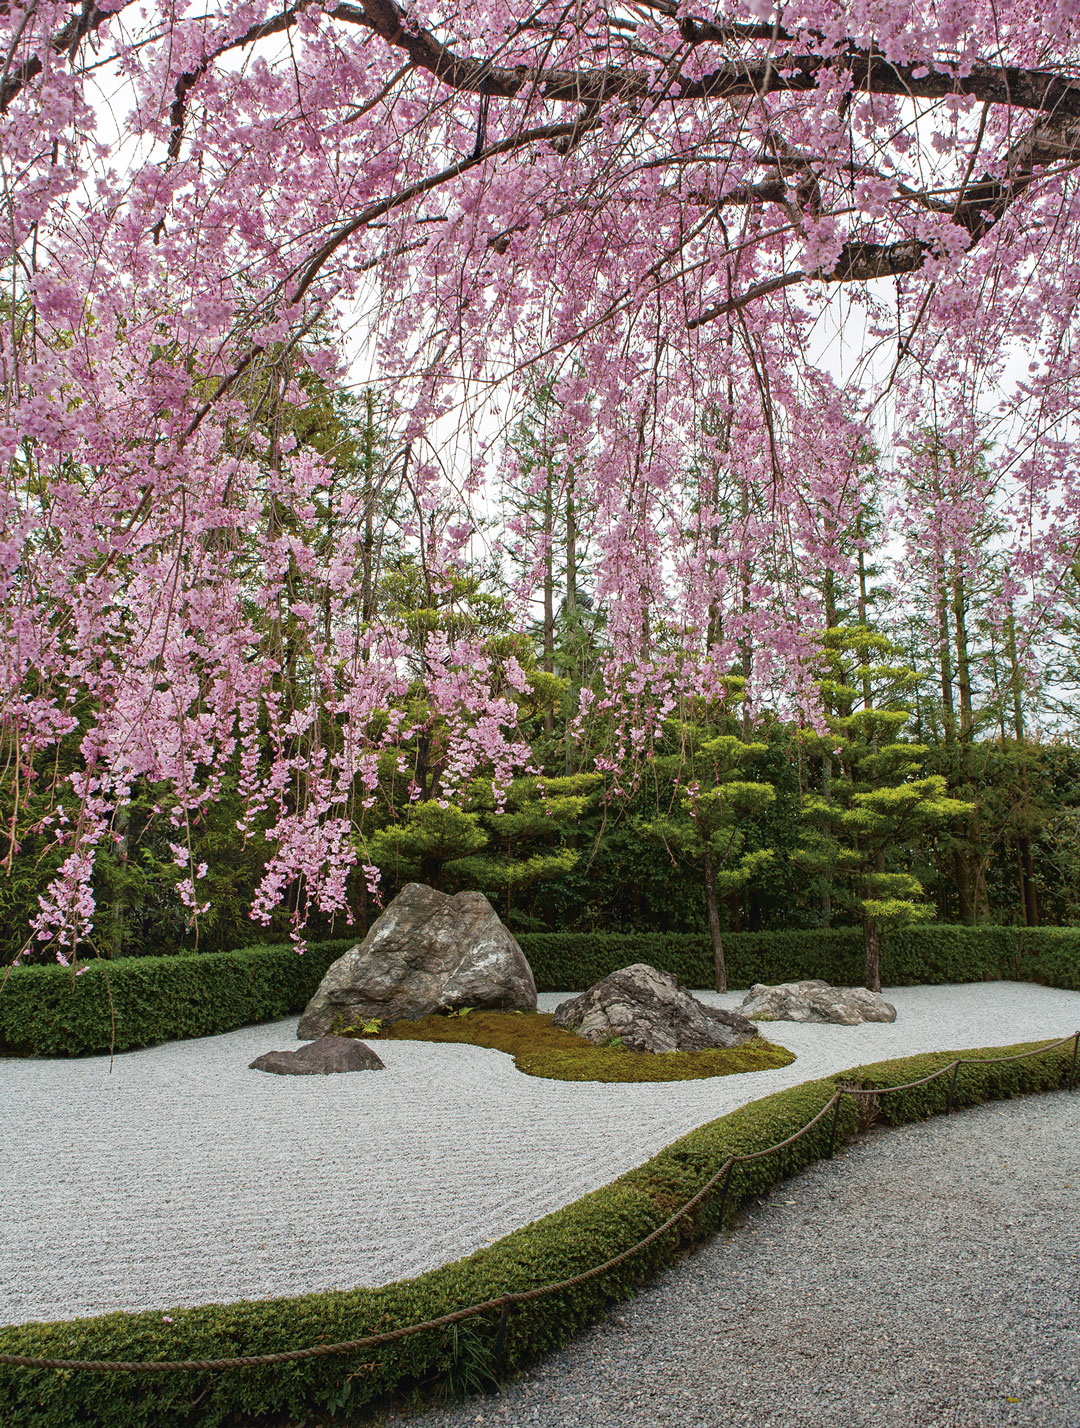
[[864, 915, 882, 993], [702, 844, 726, 993]]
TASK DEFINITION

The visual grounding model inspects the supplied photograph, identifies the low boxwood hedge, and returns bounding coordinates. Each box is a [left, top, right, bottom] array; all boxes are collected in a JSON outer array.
[[519, 923, 1080, 994], [1, 924, 1077, 1059], [518, 928, 866, 989], [0, 1038, 1074, 1428], [0, 941, 352, 1057]]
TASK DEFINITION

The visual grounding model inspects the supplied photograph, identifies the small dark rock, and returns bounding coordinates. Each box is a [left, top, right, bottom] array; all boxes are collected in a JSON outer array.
[[250, 1036, 385, 1075]]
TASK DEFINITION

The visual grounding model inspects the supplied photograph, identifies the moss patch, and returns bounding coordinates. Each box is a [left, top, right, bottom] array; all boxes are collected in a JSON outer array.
[[350, 1010, 795, 1082]]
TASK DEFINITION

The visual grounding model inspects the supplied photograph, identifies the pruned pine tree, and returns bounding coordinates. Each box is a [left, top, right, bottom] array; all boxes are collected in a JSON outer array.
[[366, 803, 487, 891], [455, 773, 601, 922], [640, 731, 775, 993], [801, 627, 972, 990]]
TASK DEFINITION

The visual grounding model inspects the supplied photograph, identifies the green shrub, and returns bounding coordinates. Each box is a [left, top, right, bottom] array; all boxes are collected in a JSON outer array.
[[0, 1038, 1074, 1428], [0, 941, 352, 1057], [519, 923, 1080, 992], [1016, 926, 1080, 991], [519, 928, 863, 989], [2, 923, 1077, 1059]]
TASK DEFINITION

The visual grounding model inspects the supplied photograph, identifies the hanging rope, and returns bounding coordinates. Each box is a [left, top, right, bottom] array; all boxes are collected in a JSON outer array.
[[1, 1031, 1076, 1376]]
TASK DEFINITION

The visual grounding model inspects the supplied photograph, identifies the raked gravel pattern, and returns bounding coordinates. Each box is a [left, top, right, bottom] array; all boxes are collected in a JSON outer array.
[[1, 981, 1078, 1327], [413, 1089, 1080, 1428]]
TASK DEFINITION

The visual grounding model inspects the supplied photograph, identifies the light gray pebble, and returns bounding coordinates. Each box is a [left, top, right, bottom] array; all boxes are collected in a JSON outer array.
[[412, 1091, 1080, 1428]]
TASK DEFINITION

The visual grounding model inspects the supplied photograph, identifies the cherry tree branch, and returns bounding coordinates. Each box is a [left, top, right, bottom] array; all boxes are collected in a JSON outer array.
[[289, 115, 592, 301], [329, 0, 1080, 117], [1, 0, 139, 112]]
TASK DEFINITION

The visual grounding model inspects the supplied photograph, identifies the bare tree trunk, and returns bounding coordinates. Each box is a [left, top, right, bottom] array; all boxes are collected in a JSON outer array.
[[565, 472, 577, 621], [729, 891, 741, 933], [1020, 838, 1040, 926], [952, 566, 982, 918], [935, 571, 972, 920], [937, 578, 956, 746], [820, 744, 833, 925], [953, 849, 974, 923], [910, 625, 924, 741], [1006, 611, 1039, 927], [821, 571, 836, 924], [740, 472, 752, 739], [702, 845, 726, 992], [952, 569, 974, 742], [865, 850, 885, 990], [110, 800, 129, 956], [563, 469, 578, 774], [857, 542, 872, 710], [542, 464, 554, 738], [864, 915, 881, 993], [360, 389, 378, 637]]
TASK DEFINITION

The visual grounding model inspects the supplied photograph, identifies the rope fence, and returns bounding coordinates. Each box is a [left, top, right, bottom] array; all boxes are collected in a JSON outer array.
[[2, 1029, 1077, 1377]]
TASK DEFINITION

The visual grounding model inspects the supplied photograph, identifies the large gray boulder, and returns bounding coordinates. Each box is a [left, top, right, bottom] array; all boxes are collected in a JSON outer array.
[[297, 883, 537, 1037], [552, 963, 758, 1053], [737, 979, 897, 1025], [251, 1036, 385, 1075]]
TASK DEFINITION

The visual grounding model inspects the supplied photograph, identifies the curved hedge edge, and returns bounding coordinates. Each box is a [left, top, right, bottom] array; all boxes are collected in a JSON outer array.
[[1, 1038, 1075, 1428]]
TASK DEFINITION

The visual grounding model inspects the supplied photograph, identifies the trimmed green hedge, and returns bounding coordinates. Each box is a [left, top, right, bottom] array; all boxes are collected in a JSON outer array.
[[0, 1039, 1075, 1428], [519, 924, 1080, 994], [1, 924, 1078, 1059], [0, 941, 352, 1057], [519, 928, 865, 990], [1014, 926, 1080, 992]]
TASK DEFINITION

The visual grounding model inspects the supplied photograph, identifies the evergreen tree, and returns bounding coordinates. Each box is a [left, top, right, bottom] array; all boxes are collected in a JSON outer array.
[[366, 803, 487, 890], [639, 727, 775, 992], [800, 628, 972, 989], [453, 773, 601, 922]]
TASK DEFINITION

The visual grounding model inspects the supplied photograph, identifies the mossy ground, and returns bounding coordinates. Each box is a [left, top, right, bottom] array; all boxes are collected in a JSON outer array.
[[349, 1010, 796, 1082]]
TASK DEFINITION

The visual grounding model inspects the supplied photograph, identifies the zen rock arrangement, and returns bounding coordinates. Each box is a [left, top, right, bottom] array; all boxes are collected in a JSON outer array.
[[553, 963, 758, 1053], [274, 888, 904, 1090], [738, 979, 898, 1025], [250, 1036, 385, 1075], [297, 883, 537, 1037], [278, 885, 896, 1086]]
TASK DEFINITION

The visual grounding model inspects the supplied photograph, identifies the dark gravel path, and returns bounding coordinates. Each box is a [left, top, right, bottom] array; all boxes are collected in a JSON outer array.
[[410, 1090, 1080, 1428]]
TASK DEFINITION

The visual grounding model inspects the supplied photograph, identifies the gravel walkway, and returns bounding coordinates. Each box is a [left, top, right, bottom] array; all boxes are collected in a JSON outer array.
[[1, 981, 1078, 1327], [414, 1089, 1080, 1428]]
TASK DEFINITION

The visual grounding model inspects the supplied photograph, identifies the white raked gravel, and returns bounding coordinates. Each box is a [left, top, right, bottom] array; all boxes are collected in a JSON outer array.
[[2, 980, 1078, 1327]]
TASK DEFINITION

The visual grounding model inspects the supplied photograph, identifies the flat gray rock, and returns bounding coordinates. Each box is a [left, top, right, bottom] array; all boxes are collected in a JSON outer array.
[[297, 883, 537, 1037], [739, 978, 897, 1025], [250, 1036, 385, 1075], [553, 963, 758, 1053]]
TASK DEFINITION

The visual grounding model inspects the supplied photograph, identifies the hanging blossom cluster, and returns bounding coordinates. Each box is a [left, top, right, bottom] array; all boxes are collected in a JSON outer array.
[[4, 0, 1080, 954]]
